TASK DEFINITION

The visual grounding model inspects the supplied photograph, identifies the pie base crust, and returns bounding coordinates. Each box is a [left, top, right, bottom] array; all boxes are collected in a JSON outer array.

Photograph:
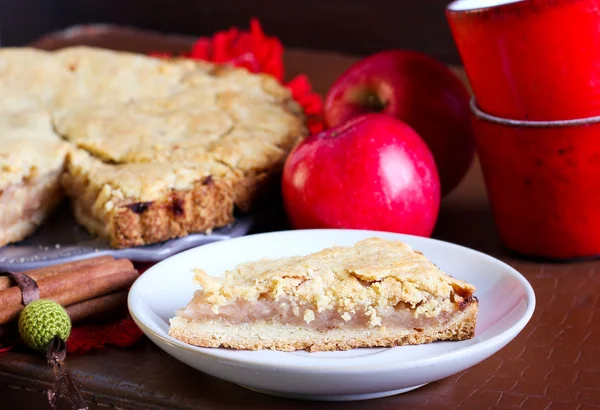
[[169, 302, 477, 352], [66, 173, 271, 249], [61, 149, 275, 248]]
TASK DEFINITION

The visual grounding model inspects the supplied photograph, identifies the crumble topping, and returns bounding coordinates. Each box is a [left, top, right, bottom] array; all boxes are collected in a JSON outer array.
[[189, 238, 476, 327]]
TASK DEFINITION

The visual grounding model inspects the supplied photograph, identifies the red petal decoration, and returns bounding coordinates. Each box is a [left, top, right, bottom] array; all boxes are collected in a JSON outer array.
[[287, 74, 325, 134], [67, 317, 144, 355]]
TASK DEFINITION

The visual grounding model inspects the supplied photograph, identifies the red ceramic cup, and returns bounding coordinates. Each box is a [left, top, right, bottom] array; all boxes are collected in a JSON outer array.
[[472, 99, 600, 260], [447, 0, 600, 121]]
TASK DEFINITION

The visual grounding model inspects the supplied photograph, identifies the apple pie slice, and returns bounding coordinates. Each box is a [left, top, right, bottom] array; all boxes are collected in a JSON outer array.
[[169, 237, 478, 352]]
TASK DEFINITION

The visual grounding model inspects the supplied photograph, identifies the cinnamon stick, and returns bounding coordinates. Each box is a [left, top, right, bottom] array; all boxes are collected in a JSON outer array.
[[0, 256, 115, 291], [66, 291, 129, 324], [0, 258, 133, 311], [0, 269, 139, 324]]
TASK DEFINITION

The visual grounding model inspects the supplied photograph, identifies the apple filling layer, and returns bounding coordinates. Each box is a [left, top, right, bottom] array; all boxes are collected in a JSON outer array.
[[177, 292, 464, 330], [0, 171, 63, 245]]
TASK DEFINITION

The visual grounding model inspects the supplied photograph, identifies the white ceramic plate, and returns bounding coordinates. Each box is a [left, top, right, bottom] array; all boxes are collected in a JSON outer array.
[[128, 229, 535, 401]]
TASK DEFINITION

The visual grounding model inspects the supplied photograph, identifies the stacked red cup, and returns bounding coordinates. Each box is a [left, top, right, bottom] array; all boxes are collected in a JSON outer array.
[[447, 0, 600, 260]]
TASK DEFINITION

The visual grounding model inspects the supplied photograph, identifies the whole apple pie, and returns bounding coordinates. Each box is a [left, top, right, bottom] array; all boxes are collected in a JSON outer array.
[[0, 46, 307, 248], [169, 237, 478, 352]]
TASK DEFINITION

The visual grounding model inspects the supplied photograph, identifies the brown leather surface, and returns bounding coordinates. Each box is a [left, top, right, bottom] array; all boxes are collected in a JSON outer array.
[[1, 25, 599, 410]]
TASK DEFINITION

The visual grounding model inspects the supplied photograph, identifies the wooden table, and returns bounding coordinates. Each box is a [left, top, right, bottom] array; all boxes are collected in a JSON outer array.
[[1, 25, 598, 410]]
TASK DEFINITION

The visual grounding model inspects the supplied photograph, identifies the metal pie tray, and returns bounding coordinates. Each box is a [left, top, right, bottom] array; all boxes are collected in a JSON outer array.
[[0, 205, 254, 272]]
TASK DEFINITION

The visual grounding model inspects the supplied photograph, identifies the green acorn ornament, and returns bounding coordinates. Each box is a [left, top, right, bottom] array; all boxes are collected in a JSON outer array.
[[6, 269, 87, 410], [16, 298, 87, 410], [18, 300, 71, 352]]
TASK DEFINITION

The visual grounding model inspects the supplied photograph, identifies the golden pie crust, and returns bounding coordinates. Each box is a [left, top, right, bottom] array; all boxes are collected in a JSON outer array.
[[0, 46, 307, 247], [169, 238, 478, 352]]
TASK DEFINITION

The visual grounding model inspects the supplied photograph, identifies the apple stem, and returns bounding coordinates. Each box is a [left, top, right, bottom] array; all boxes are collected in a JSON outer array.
[[364, 92, 387, 112]]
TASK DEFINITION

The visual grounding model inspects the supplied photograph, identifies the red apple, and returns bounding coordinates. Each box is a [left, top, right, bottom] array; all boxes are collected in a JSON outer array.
[[324, 50, 474, 197], [282, 113, 440, 237]]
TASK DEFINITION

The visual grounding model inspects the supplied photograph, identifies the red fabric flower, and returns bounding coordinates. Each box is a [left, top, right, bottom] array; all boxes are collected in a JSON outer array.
[[287, 75, 325, 134], [67, 317, 144, 354]]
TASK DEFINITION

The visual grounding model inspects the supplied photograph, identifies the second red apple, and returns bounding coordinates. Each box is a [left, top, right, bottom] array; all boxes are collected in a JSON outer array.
[[282, 114, 441, 237], [324, 50, 474, 196]]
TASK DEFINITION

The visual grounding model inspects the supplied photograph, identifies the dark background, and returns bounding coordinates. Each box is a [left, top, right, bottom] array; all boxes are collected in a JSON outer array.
[[1, 0, 460, 64]]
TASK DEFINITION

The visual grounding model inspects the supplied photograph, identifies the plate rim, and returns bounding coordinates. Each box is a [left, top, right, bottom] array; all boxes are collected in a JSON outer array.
[[128, 229, 536, 372]]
